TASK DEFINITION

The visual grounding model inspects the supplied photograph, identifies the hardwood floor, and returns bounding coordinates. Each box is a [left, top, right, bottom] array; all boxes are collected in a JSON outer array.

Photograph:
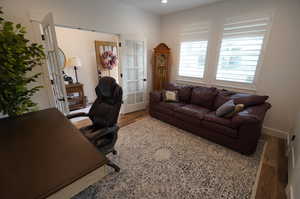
[[255, 136, 288, 199], [73, 111, 288, 199], [73, 110, 148, 129]]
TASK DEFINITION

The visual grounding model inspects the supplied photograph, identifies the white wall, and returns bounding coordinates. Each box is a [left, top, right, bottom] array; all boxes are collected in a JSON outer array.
[[161, 0, 300, 136], [288, 108, 300, 199], [55, 26, 118, 103], [0, 0, 160, 109]]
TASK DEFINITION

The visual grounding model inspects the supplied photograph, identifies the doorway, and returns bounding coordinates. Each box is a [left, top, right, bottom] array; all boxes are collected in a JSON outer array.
[[34, 13, 148, 115], [55, 26, 119, 108]]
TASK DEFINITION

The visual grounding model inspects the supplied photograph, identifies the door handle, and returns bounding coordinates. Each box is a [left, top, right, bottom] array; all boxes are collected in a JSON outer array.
[[58, 98, 65, 102]]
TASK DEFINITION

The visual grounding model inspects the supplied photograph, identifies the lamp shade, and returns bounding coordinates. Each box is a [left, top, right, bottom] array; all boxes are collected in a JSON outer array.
[[65, 57, 82, 68]]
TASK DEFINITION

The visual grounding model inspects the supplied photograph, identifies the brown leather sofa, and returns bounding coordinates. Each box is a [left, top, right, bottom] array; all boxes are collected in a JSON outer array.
[[149, 83, 271, 155]]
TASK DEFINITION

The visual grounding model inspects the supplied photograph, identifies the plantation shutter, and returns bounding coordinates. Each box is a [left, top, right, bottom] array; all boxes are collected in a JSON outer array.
[[216, 16, 271, 83], [178, 23, 209, 79]]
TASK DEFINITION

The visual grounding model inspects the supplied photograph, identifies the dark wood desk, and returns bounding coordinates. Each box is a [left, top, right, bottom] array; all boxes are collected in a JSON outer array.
[[0, 108, 107, 199]]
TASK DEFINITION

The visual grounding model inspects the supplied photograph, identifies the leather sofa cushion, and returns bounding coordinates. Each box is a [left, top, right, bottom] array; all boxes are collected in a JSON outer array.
[[174, 112, 202, 126], [166, 83, 193, 103], [204, 111, 237, 129], [150, 91, 162, 104], [213, 89, 236, 110], [214, 94, 230, 110], [159, 102, 186, 110], [234, 95, 269, 107], [191, 86, 218, 109], [202, 121, 238, 138], [153, 102, 186, 115], [175, 104, 210, 119]]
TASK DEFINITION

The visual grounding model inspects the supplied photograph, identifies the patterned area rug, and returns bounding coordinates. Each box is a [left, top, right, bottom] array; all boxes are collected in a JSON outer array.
[[73, 116, 264, 199]]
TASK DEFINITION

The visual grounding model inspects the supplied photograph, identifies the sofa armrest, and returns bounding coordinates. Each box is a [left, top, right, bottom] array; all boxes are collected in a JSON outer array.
[[150, 91, 162, 104], [233, 103, 271, 154], [232, 102, 271, 127]]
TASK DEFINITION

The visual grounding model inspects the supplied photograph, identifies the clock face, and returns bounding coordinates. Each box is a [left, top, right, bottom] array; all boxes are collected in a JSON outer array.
[[156, 54, 167, 67]]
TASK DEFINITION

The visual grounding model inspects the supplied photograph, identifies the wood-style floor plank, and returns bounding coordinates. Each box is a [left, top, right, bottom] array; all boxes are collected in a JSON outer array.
[[255, 136, 287, 199], [73, 110, 148, 129], [255, 164, 277, 199]]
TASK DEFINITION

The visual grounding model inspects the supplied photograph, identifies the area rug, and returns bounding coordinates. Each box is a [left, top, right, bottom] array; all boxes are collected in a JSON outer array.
[[73, 116, 264, 199]]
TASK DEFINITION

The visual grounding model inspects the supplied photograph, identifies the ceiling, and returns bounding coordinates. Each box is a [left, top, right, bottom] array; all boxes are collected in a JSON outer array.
[[118, 0, 225, 15]]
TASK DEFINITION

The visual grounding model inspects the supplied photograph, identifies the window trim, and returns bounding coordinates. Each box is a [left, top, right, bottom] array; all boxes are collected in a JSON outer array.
[[212, 14, 273, 90], [176, 39, 209, 82], [174, 13, 273, 91]]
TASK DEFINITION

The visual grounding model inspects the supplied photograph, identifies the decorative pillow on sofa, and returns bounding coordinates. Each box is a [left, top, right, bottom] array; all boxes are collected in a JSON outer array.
[[191, 86, 218, 109], [233, 95, 269, 107], [216, 100, 235, 117], [163, 90, 179, 102], [224, 104, 245, 118], [166, 83, 193, 103]]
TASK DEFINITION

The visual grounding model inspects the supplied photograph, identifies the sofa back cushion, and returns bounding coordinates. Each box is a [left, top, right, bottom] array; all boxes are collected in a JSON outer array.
[[166, 83, 193, 103], [231, 94, 269, 107], [213, 89, 236, 110], [190, 86, 218, 109]]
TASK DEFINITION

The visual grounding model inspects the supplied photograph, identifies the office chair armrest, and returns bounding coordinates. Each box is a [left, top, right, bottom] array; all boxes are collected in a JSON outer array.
[[67, 112, 89, 119], [85, 126, 119, 142]]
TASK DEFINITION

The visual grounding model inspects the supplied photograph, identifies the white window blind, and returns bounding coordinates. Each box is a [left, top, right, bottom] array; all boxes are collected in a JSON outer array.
[[178, 23, 209, 79], [216, 16, 270, 84]]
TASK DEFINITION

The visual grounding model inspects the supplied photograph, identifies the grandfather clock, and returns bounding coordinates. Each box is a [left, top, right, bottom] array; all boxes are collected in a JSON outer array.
[[153, 43, 171, 91]]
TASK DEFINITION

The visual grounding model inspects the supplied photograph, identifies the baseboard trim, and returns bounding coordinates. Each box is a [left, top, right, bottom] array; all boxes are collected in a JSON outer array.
[[286, 184, 294, 199], [262, 126, 289, 139]]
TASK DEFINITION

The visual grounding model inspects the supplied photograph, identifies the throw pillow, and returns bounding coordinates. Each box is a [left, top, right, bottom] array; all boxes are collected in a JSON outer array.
[[166, 83, 193, 103], [224, 104, 245, 118], [216, 100, 235, 117], [163, 90, 179, 102], [234, 95, 268, 107]]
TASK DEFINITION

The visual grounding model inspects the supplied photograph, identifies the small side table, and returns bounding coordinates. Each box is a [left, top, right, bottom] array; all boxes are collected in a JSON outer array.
[[66, 83, 87, 111]]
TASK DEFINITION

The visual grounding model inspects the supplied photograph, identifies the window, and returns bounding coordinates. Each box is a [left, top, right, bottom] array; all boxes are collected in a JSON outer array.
[[178, 23, 209, 79], [179, 41, 208, 78], [216, 16, 270, 84]]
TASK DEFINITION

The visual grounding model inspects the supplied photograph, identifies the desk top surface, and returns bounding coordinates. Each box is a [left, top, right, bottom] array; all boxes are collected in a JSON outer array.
[[0, 108, 107, 199]]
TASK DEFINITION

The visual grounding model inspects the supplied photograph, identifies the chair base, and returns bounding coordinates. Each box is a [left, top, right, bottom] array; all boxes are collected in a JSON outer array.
[[106, 160, 120, 172]]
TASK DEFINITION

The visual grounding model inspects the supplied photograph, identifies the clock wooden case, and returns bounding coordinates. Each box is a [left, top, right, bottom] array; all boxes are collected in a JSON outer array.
[[152, 43, 171, 91]]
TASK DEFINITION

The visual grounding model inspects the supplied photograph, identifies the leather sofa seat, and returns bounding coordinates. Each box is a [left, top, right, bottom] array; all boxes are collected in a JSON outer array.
[[204, 111, 237, 129], [201, 121, 238, 138], [202, 111, 238, 138], [175, 104, 210, 119], [154, 102, 185, 115], [174, 104, 210, 125]]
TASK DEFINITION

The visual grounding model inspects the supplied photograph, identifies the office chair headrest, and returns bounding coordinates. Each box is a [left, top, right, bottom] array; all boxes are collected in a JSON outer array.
[[95, 76, 117, 98]]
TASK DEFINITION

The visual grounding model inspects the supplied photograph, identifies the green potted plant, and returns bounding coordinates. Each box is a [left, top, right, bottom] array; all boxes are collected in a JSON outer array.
[[0, 8, 45, 117]]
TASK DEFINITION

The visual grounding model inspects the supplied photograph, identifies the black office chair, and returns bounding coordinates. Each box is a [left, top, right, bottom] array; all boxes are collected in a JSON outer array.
[[67, 76, 122, 172]]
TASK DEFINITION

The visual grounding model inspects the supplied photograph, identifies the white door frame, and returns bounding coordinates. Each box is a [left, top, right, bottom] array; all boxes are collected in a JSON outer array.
[[40, 13, 69, 114], [119, 35, 147, 114]]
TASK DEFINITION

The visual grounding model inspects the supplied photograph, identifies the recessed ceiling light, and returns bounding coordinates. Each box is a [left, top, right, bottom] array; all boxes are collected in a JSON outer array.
[[161, 0, 168, 4]]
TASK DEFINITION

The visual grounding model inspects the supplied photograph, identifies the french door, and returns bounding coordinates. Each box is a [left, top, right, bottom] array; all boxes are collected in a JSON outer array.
[[41, 13, 69, 114], [120, 37, 147, 114]]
